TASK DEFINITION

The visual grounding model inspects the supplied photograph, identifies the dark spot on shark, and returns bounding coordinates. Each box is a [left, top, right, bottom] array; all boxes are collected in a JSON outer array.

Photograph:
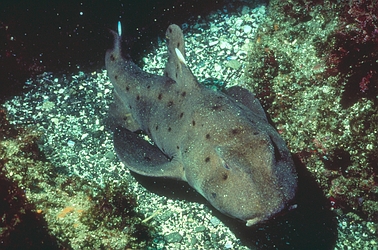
[[177, 145, 180, 149], [231, 128, 241, 135], [168, 127, 172, 132], [247, 118, 257, 125], [212, 104, 223, 111], [155, 125, 158, 130], [136, 95, 140, 101], [166, 78, 176, 85], [177, 42, 180, 47], [126, 86, 130, 91], [222, 172, 228, 180], [205, 156, 210, 162], [129, 105, 132, 109], [110, 54, 115, 61], [168, 27, 172, 33], [165, 72, 169, 77], [181, 91, 186, 97], [180, 112, 184, 118], [211, 192, 216, 198], [158, 93, 163, 100], [114, 75, 118, 80], [253, 132, 259, 135], [206, 134, 210, 139], [192, 120, 196, 126], [147, 85, 150, 89], [176, 72, 178, 78]]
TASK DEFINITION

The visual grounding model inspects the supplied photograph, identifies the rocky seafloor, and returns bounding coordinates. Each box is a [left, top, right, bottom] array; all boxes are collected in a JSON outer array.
[[1, 0, 377, 249]]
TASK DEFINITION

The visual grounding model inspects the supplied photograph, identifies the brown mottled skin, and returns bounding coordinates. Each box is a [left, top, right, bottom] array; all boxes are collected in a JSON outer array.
[[105, 24, 297, 226]]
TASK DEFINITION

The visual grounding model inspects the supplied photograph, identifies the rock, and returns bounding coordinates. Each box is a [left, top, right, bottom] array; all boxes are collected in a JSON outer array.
[[164, 232, 183, 243], [241, 6, 250, 15], [194, 226, 206, 232], [243, 25, 252, 34], [209, 40, 219, 46], [226, 59, 241, 70], [210, 216, 221, 227]]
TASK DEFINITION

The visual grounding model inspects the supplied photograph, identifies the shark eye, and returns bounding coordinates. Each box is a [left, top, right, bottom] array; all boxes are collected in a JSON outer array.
[[223, 163, 231, 170], [221, 159, 231, 170]]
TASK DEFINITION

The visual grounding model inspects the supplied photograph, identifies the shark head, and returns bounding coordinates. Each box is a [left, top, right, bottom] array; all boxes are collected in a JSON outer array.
[[196, 122, 297, 226]]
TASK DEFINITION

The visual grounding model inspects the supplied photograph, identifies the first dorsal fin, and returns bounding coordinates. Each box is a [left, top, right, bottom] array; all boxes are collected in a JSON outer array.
[[164, 24, 198, 88]]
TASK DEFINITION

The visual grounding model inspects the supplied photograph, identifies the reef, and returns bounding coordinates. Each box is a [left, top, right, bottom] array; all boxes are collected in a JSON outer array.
[[0, 109, 154, 249], [244, 0, 378, 234]]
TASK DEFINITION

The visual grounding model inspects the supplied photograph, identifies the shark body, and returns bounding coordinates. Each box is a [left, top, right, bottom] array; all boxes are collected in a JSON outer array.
[[105, 23, 297, 226]]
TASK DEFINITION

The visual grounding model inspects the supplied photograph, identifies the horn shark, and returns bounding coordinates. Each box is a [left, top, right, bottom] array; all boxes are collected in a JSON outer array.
[[105, 22, 297, 226]]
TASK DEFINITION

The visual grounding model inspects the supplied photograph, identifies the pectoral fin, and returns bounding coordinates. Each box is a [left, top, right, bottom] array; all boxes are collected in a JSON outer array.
[[113, 127, 184, 179], [225, 86, 267, 121], [106, 91, 141, 132]]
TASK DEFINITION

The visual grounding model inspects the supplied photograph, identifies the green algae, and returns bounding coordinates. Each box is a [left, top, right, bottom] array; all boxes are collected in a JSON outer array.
[[0, 109, 154, 249]]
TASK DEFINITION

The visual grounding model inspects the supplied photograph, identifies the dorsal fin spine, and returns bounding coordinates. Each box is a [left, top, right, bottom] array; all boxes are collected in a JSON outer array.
[[118, 21, 122, 36], [110, 22, 122, 55], [175, 48, 186, 65]]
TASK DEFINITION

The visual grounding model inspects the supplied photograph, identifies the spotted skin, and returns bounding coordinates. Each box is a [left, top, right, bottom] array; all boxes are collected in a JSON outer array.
[[105, 24, 297, 226]]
